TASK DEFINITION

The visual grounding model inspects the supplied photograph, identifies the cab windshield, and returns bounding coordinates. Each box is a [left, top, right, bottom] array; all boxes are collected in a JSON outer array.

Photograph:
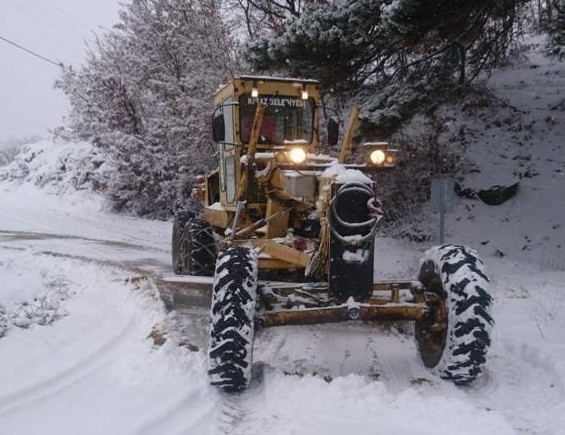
[[239, 95, 314, 145]]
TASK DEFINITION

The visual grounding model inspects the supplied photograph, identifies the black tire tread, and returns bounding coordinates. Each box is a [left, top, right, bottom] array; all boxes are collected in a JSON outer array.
[[187, 218, 217, 276], [416, 244, 493, 385], [171, 214, 216, 276], [208, 246, 258, 392]]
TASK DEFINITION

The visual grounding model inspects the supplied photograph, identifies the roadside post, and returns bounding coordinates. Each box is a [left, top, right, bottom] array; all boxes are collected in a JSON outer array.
[[430, 177, 456, 245]]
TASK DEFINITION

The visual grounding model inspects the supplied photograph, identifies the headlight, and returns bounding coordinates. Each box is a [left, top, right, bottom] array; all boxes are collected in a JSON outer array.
[[288, 147, 307, 164], [364, 142, 397, 167], [369, 149, 386, 165]]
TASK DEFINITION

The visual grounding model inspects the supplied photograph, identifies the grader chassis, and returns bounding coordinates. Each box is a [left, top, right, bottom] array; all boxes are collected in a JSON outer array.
[[170, 76, 493, 392]]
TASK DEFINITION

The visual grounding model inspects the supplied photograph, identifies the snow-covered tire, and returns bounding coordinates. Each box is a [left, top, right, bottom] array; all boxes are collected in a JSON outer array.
[[172, 212, 192, 274], [172, 214, 217, 276], [415, 244, 493, 385], [208, 246, 258, 392]]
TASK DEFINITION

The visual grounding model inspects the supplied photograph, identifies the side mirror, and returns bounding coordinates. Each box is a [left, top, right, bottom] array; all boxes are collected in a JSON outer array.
[[327, 117, 339, 146], [212, 110, 225, 142]]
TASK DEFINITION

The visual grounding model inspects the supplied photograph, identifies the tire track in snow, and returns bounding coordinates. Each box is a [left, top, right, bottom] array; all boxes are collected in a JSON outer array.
[[214, 362, 268, 435], [134, 388, 214, 435], [0, 230, 168, 254], [0, 316, 137, 417], [134, 360, 270, 435], [369, 326, 434, 392], [367, 335, 382, 380], [0, 241, 168, 290], [0, 230, 170, 281]]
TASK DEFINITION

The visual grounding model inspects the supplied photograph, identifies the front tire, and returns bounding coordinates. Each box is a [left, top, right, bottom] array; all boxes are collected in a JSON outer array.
[[208, 246, 258, 392], [415, 244, 493, 385]]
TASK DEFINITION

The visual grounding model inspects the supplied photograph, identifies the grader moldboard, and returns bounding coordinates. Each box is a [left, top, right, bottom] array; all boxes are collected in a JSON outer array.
[[171, 76, 493, 392]]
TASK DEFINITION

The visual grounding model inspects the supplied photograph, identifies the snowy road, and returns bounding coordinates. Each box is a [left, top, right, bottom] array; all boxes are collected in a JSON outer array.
[[1, 183, 563, 435]]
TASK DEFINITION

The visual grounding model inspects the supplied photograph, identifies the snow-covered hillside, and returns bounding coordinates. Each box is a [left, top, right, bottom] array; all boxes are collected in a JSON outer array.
[[0, 38, 563, 434]]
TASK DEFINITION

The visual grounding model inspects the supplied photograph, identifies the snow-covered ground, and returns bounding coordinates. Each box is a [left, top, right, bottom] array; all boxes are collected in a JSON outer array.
[[0, 38, 563, 434]]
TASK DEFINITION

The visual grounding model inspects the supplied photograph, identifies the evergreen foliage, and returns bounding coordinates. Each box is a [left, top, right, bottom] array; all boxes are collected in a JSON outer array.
[[244, 0, 526, 134]]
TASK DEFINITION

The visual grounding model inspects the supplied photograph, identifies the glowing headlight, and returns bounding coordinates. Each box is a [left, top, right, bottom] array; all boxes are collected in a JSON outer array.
[[363, 142, 397, 167], [369, 149, 386, 165], [289, 147, 307, 164]]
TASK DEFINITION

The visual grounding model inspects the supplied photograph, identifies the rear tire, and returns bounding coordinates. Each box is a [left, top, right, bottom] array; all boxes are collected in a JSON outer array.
[[415, 244, 493, 385], [172, 214, 216, 276], [208, 246, 258, 392], [172, 212, 192, 274]]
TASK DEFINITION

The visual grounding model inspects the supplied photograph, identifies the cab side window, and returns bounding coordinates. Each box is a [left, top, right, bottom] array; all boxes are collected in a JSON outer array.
[[222, 97, 233, 149]]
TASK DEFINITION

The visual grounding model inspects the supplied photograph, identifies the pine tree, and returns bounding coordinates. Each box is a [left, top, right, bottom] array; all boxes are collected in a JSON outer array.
[[243, 0, 526, 133]]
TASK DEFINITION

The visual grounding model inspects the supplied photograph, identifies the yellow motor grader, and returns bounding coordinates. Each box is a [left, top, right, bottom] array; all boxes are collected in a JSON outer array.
[[171, 76, 493, 392]]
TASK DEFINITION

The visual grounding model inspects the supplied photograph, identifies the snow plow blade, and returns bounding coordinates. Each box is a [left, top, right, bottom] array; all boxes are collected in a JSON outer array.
[[158, 275, 214, 311]]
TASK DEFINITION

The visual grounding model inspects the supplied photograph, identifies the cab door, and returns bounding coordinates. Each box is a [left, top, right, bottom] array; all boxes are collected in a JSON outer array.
[[216, 97, 239, 206]]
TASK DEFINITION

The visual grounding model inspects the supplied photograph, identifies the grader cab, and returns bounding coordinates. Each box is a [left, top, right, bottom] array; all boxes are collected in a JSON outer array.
[[171, 76, 493, 392]]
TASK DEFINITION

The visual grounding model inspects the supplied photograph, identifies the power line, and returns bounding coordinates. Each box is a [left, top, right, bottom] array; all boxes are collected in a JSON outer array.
[[0, 35, 63, 68], [5, 0, 85, 40], [40, 0, 93, 32]]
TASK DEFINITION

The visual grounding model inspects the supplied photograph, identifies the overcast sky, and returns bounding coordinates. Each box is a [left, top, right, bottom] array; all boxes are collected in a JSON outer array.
[[0, 0, 121, 141]]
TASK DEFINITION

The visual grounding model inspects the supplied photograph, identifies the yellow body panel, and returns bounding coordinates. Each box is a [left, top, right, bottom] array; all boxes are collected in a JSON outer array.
[[202, 205, 230, 228], [251, 238, 311, 268], [265, 199, 288, 238]]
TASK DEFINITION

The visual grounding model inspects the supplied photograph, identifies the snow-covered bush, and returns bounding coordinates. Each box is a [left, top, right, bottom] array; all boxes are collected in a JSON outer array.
[[0, 254, 75, 336], [375, 112, 468, 241], [0, 136, 41, 167], [0, 144, 21, 167], [0, 140, 114, 195], [57, 0, 237, 218], [95, 132, 195, 217], [11, 276, 73, 329]]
